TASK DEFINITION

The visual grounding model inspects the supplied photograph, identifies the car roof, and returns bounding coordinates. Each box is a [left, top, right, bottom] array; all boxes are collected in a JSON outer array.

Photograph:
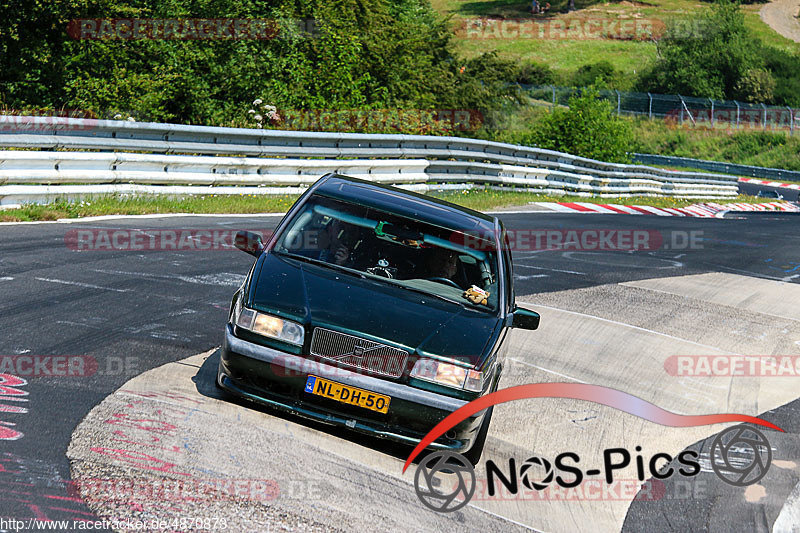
[[312, 174, 498, 233]]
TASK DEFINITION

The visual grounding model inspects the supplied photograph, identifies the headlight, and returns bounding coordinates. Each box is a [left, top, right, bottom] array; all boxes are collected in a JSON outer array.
[[410, 358, 487, 392], [234, 303, 304, 346]]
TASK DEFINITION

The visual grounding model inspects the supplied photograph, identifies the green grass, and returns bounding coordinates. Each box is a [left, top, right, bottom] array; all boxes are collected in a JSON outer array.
[[630, 118, 800, 172], [435, 0, 704, 78], [434, 0, 800, 82], [457, 38, 655, 82], [0, 194, 300, 222], [0, 190, 776, 222], [430, 188, 774, 210]]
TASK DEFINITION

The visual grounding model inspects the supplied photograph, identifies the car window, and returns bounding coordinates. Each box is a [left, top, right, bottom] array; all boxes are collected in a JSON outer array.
[[273, 194, 500, 312], [758, 190, 780, 198]]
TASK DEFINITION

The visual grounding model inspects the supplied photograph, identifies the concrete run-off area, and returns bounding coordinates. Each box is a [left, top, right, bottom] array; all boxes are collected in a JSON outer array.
[[67, 272, 800, 532]]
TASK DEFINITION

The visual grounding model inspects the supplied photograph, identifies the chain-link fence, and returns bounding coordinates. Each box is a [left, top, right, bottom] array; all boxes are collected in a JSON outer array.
[[523, 85, 798, 134]]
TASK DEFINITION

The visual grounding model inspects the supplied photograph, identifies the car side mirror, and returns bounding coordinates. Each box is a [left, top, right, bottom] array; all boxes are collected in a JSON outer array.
[[511, 306, 540, 330], [234, 231, 264, 257]]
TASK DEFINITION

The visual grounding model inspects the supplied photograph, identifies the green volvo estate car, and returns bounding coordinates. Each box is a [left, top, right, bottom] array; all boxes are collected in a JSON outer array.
[[217, 174, 539, 464]]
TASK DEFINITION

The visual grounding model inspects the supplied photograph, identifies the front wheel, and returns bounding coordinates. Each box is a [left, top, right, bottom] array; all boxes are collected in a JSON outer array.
[[462, 406, 493, 466]]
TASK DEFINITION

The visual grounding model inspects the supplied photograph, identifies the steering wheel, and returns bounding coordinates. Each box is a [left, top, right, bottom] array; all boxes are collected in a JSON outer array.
[[426, 277, 461, 289]]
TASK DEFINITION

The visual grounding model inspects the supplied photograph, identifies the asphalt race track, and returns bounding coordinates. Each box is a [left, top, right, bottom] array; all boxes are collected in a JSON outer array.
[[738, 180, 800, 202], [1, 208, 799, 532]]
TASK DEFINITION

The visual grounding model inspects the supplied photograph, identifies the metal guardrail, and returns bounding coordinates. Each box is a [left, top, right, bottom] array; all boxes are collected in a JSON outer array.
[[0, 116, 740, 206], [632, 153, 800, 182]]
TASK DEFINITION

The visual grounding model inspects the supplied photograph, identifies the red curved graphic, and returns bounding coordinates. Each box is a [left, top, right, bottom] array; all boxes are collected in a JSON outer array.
[[402, 383, 784, 473]]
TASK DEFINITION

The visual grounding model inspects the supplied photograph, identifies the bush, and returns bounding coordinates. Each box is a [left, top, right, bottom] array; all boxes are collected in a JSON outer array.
[[516, 61, 556, 86], [517, 87, 633, 163], [637, 2, 764, 100], [572, 61, 617, 89], [734, 69, 776, 103], [762, 47, 800, 107]]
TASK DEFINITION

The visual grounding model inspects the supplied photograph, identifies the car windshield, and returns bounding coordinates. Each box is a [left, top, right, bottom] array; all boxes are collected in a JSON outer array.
[[273, 194, 500, 312], [758, 191, 780, 198]]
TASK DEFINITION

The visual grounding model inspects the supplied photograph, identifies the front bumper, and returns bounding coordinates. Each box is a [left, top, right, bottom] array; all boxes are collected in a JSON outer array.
[[218, 324, 485, 452]]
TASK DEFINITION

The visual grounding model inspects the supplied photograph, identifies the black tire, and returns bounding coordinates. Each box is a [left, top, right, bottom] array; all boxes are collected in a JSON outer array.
[[462, 406, 493, 466]]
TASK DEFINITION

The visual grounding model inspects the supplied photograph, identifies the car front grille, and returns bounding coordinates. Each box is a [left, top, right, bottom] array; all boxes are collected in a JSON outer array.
[[310, 328, 409, 378]]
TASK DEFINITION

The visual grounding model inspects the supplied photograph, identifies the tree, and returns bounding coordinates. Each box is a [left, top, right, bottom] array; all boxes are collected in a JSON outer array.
[[0, 0, 517, 127], [638, 2, 764, 100]]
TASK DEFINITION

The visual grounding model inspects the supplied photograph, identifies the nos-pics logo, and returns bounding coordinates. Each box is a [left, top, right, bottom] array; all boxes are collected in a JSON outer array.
[[413, 425, 773, 512]]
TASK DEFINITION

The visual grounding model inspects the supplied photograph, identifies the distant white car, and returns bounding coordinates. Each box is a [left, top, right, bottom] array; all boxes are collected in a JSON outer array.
[[756, 190, 784, 200]]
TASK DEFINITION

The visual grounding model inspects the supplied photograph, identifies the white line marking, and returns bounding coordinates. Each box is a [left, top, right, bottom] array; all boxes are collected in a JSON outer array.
[[56, 320, 99, 329], [627, 282, 800, 324], [91, 268, 245, 287], [0, 277, 13, 281], [514, 274, 549, 280], [515, 263, 586, 275], [527, 303, 736, 354], [529, 202, 583, 213], [704, 263, 792, 282], [609, 205, 645, 215], [633, 205, 672, 216], [574, 202, 615, 213], [486, 209, 578, 215], [508, 358, 588, 383], [34, 277, 131, 293], [561, 251, 684, 269]]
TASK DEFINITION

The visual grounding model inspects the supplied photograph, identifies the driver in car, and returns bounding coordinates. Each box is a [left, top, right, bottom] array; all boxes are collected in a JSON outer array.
[[427, 248, 463, 288], [317, 218, 351, 266]]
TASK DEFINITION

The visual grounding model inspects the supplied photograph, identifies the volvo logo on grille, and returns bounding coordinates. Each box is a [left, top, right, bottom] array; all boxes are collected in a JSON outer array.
[[353, 341, 367, 358]]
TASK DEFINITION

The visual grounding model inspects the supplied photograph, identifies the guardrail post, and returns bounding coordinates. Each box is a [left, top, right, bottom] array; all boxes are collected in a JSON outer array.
[[735, 101, 740, 129], [762, 103, 767, 130], [552, 85, 556, 109], [710, 99, 714, 128], [648, 93, 653, 119], [679, 95, 684, 125], [789, 107, 794, 135], [616, 90, 621, 115]]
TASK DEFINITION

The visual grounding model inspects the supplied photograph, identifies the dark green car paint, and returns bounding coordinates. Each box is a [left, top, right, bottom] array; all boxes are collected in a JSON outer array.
[[217, 174, 539, 454]]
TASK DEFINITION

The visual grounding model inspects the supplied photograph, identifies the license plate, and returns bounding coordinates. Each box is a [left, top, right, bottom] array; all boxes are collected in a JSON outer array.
[[304, 375, 390, 414]]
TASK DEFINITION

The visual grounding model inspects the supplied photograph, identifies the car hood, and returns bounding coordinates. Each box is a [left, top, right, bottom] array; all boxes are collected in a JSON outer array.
[[249, 253, 501, 366]]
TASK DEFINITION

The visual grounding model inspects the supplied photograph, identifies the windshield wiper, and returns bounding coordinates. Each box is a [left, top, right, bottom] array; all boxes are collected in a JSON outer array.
[[274, 250, 366, 279], [380, 279, 470, 309]]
